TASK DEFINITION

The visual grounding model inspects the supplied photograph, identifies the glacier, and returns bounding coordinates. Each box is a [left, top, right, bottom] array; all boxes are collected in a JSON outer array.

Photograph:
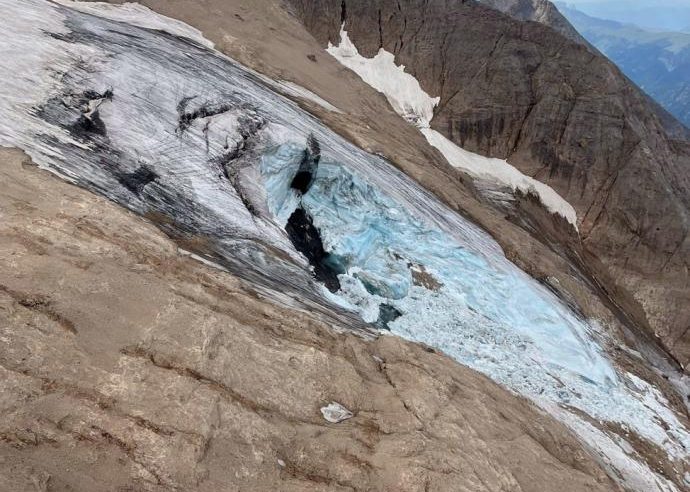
[[0, 1, 687, 490]]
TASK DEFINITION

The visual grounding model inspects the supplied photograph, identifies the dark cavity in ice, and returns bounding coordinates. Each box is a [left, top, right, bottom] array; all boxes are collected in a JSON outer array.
[[285, 207, 344, 293], [290, 134, 320, 193]]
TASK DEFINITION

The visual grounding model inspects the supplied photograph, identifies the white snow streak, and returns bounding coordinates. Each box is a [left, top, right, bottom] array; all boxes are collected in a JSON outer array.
[[327, 27, 438, 127], [52, 0, 214, 48], [421, 127, 579, 228], [327, 26, 579, 229], [274, 80, 342, 113]]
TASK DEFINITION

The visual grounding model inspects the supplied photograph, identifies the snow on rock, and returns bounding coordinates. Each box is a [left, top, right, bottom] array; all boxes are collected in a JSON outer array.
[[327, 25, 579, 229], [327, 27, 439, 127], [320, 402, 354, 423], [274, 80, 343, 113], [421, 128, 579, 228]]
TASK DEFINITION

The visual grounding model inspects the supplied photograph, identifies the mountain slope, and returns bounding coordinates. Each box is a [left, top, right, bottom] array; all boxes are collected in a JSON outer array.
[[1, 1, 688, 491], [1, 148, 618, 491], [286, 0, 690, 375], [556, 3, 690, 129]]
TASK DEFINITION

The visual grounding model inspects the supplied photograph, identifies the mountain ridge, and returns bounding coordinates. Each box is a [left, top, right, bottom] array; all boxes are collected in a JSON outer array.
[[555, 2, 690, 129]]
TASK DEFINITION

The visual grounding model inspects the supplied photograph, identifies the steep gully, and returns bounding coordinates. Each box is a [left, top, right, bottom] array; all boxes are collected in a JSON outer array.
[[0, 1, 687, 490]]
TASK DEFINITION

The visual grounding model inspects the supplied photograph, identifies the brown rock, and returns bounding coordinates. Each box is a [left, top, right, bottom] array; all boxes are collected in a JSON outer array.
[[0, 148, 619, 490]]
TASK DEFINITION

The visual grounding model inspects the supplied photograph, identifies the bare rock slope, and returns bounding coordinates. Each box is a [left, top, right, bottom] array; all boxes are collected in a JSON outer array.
[[286, 0, 690, 370], [480, 0, 586, 43], [0, 148, 618, 491]]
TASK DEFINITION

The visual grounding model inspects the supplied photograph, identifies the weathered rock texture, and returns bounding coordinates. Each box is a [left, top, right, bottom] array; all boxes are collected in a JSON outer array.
[[285, 0, 690, 371], [0, 148, 619, 491], [482, 0, 690, 141], [480, 0, 585, 43]]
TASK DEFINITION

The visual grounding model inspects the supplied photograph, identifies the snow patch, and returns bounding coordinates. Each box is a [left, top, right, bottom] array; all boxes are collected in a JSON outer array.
[[327, 26, 578, 229], [327, 28, 438, 127], [422, 128, 579, 227]]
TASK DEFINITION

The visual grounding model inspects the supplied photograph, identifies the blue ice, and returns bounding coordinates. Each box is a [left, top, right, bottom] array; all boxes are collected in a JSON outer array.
[[261, 142, 618, 395]]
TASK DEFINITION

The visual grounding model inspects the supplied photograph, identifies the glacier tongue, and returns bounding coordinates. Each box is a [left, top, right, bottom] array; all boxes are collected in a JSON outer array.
[[0, 2, 687, 490], [261, 145, 689, 470]]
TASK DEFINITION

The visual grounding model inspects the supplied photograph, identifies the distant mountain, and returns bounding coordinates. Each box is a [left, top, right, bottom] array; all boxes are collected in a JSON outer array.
[[563, 1, 690, 32], [557, 2, 690, 128], [479, 0, 586, 43]]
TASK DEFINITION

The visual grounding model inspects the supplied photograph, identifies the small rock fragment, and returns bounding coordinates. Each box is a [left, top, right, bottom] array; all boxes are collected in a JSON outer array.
[[320, 402, 353, 423]]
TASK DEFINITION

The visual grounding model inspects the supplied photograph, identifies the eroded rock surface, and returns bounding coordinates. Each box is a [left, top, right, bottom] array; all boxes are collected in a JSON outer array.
[[480, 0, 586, 43], [0, 148, 618, 491]]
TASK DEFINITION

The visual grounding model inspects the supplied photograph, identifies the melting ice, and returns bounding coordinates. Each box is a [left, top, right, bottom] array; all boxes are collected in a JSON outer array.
[[0, 2, 687, 489], [261, 142, 689, 491]]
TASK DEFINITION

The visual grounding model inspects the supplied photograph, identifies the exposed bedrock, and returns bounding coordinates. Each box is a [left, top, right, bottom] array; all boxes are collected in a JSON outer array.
[[286, 0, 690, 371]]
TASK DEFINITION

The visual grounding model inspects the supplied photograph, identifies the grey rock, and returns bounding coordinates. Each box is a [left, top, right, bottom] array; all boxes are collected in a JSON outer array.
[[480, 0, 586, 44]]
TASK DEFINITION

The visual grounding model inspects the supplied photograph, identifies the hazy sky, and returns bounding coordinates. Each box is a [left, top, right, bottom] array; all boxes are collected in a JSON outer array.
[[559, 0, 690, 31], [565, 0, 690, 5]]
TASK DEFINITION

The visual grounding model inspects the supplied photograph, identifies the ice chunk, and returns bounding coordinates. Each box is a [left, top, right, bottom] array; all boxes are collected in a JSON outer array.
[[320, 402, 354, 423]]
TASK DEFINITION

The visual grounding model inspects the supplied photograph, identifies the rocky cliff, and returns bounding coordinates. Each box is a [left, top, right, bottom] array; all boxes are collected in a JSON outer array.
[[480, 0, 586, 43], [286, 0, 690, 372]]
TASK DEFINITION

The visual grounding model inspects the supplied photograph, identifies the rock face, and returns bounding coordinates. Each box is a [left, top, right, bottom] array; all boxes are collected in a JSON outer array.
[[556, 2, 690, 130], [480, 0, 585, 43], [285, 0, 690, 370], [0, 148, 618, 491]]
